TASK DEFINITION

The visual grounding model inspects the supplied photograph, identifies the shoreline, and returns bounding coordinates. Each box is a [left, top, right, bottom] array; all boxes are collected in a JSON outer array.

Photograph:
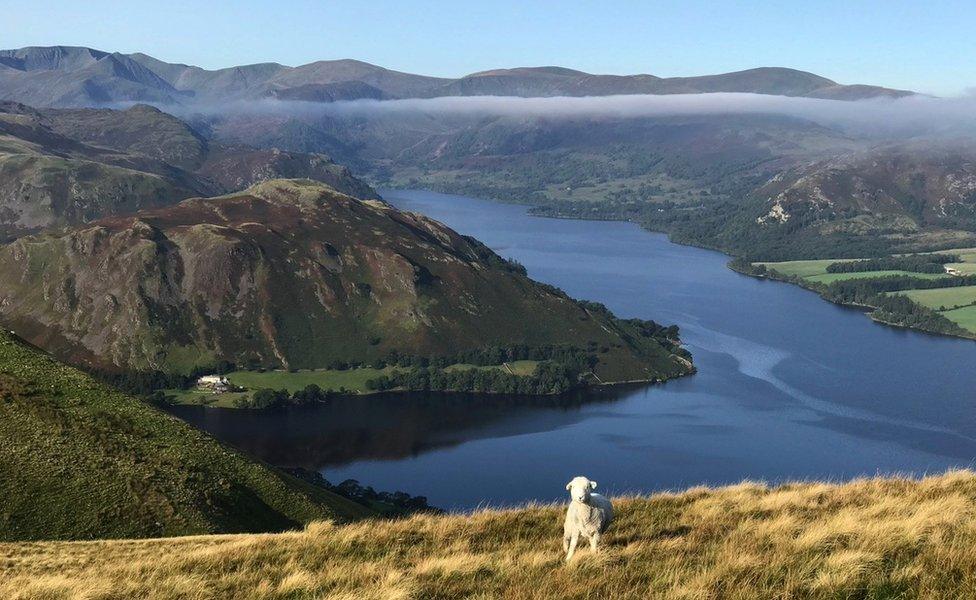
[[171, 364, 697, 411], [729, 261, 976, 343]]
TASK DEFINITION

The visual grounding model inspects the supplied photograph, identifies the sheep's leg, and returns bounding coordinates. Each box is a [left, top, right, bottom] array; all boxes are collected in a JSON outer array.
[[565, 533, 579, 561], [589, 532, 601, 553], [562, 535, 570, 552]]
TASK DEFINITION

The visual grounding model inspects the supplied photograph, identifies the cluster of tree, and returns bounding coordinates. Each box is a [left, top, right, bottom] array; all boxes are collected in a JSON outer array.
[[232, 384, 333, 410], [283, 468, 441, 517], [366, 362, 579, 395], [281, 342, 593, 373], [96, 361, 236, 396], [821, 274, 976, 306], [870, 295, 969, 337], [825, 254, 959, 274], [820, 275, 975, 337], [576, 300, 690, 359], [619, 316, 680, 340], [379, 343, 596, 372], [577, 300, 681, 341]]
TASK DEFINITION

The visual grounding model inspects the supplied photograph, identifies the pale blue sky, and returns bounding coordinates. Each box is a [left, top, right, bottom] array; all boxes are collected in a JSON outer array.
[[3, 1, 973, 96]]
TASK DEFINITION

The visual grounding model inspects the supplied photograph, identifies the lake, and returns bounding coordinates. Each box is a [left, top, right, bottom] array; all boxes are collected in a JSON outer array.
[[172, 189, 976, 510]]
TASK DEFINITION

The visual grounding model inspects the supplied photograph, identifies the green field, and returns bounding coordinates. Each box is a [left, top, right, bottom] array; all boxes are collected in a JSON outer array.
[[888, 285, 976, 311], [883, 285, 976, 334], [169, 361, 542, 407], [755, 255, 976, 336], [942, 305, 976, 331], [758, 259, 952, 283], [947, 262, 976, 274], [803, 271, 950, 284], [923, 247, 976, 260], [755, 259, 837, 278], [166, 367, 399, 407], [926, 247, 976, 275], [227, 367, 401, 393]]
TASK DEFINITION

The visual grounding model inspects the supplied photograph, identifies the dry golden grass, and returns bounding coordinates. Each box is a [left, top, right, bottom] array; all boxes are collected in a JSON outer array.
[[4, 471, 976, 599]]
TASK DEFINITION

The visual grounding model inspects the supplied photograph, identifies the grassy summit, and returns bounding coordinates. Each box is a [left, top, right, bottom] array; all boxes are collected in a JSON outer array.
[[2, 472, 975, 598], [0, 329, 371, 542]]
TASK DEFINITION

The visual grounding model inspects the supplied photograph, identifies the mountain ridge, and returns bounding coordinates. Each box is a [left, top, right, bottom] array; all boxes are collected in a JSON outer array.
[[0, 45, 915, 107]]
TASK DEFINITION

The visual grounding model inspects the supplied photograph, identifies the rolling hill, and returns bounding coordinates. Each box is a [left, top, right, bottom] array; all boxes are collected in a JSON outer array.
[[435, 65, 912, 100], [0, 179, 692, 382], [0, 45, 913, 107], [0, 101, 377, 240], [0, 327, 371, 542]]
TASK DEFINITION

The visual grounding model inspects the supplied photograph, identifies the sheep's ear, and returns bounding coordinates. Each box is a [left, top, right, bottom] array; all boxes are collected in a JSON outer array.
[[565, 482, 572, 490], [590, 481, 598, 490]]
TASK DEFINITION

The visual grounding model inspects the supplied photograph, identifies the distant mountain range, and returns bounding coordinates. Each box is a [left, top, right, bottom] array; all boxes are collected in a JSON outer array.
[[0, 46, 914, 107]]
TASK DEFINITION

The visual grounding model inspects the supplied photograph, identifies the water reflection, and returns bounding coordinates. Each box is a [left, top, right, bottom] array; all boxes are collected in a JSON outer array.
[[170, 387, 635, 469]]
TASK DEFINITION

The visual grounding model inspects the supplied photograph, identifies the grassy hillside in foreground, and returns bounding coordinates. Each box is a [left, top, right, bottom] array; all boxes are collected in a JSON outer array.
[[0, 329, 371, 542], [3, 472, 976, 599]]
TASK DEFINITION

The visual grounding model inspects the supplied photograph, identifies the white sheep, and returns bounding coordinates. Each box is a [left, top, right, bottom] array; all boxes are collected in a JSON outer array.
[[563, 476, 613, 561]]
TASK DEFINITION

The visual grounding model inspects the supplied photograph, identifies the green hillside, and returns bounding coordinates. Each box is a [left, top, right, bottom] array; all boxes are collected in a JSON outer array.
[[0, 329, 371, 542]]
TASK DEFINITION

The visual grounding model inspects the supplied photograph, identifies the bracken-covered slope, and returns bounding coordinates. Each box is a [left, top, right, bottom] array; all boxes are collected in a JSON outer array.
[[0, 179, 692, 381], [2, 471, 975, 598], [0, 102, 214, 241], [40, 103, 377, 200], [0, 328, 372, 542], [0, 102, 378, 240], [627, 141, 976, 261], [754, 143, 976, 251]]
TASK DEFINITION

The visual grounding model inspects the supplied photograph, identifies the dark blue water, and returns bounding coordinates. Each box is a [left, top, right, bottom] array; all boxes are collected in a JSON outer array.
[[173, 189, 976, 510]]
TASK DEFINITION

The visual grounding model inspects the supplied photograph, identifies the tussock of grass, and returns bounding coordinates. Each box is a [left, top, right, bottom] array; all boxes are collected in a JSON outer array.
[[5, 472, 976, 598]]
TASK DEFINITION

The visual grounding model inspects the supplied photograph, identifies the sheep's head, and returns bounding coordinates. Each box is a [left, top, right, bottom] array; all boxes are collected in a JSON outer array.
[[566, 476, 597, 503]]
